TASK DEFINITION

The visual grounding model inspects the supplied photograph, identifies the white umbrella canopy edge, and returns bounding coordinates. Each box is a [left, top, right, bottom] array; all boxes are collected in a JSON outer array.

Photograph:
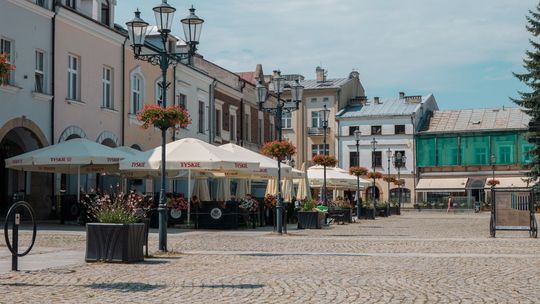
[[219, 143, 292, 177]]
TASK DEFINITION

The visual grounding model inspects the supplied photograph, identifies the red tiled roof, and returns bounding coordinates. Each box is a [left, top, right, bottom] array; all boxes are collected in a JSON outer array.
[[237, 72, 257, 85]]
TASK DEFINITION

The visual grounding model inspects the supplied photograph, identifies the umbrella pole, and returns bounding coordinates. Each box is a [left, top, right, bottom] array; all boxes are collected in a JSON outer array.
[[77, 166, 81, 203], [188, 169, 191, 226]]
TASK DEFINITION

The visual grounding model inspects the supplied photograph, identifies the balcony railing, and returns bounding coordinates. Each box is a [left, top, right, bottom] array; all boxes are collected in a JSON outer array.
[[307, 127, 330, 136]]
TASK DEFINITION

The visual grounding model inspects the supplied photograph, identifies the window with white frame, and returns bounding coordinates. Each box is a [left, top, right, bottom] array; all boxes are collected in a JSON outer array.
[[177, 93, 186, 108], [311, 111, 322, 128], [102, 66, 113, 109], [100, 0, 110, 26], [244, 112, 251, 142], [35, 50, 45, 93], [1, 39, 14, 85], [35, 0, 48, 8], [258, 118, 263, 144], [282, 111, 292, 129], [230, 114, 236, 142], [198, 101, 205, 133], [311, 144, 329, 157], [65, 0, 76, 9], [67, 54, 80, 100], [215, 109, 222, 137], [131, 74, 142, 114]]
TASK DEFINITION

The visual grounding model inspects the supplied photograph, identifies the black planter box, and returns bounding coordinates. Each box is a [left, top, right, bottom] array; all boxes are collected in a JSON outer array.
[[168, 208, 186, 226], [361, 208, 376, 219], [328, 209, 353, 223], [196, 201, 239, 229], [389, 206, 399, 215], [85, 223, 145, 263], [297, 211, 322, 229], [376, 207, 389, 217]]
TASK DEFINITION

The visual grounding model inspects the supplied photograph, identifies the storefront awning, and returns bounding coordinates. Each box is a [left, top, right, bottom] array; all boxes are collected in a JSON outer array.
[[416, 178, 468, 192], [484, 177, 534, 189]]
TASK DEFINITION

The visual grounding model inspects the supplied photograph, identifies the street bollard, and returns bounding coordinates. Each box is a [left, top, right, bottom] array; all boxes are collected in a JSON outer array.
[[4, 201, 37, 272], [12, 213, 19, 271]]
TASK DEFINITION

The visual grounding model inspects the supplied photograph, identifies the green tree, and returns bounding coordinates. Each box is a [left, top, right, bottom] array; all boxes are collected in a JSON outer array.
[[513, 2, 540, 183]]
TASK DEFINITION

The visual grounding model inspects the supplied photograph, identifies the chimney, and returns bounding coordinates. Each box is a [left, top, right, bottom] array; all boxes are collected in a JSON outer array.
[[374, 97, 380, 104], [349, 70, 360, 79], [316, 66, 326, 82], [399, 92, 405, 99]]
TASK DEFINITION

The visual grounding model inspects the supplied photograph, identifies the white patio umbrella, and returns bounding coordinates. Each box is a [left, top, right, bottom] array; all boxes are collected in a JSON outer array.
[[219, 143, 293, 178], [282, 178, 294, 202], [215, 178, 231, 201], [265, 178, 278, 196], [308, 165, 370, 189], [192, 177, 211, 201], [5, 138, 131, 202], [235, 179, 249, 198], [296, 162, 312, 201]]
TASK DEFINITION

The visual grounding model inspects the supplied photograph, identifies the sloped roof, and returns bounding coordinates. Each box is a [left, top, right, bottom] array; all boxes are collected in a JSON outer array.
[[237, 72, 257, 85], [421, 107, 530, 133], [337, 95, 430, 118]]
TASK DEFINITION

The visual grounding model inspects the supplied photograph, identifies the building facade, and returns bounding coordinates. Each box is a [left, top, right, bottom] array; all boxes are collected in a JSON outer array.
[[336, 93, 438, 205], [415, 107, 533, 207]]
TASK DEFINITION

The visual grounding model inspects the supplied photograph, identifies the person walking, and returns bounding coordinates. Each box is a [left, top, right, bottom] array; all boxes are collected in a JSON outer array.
[[447, 196, 453, 213]]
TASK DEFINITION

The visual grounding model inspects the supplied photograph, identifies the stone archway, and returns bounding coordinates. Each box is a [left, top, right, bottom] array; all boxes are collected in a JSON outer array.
[[58, 125, 86, 142], [96, 130, 119, 147], [0, 117, 51, 218]]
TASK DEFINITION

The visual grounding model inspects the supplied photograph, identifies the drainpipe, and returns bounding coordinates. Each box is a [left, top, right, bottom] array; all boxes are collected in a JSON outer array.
[[51, 3, 58, 210], [121, 37, 127, 145]]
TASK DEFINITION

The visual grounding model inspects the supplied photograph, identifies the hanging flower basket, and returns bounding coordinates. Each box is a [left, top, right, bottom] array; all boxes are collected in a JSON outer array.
[[312, 154, 338, 167], [137, 104, 191, 130], [383, 175, 396, 183], [349, 166, 368, 177], [393, 179, 405, 186], [487, 179, 500, 187], [261, 140, 296, 161], [0, 53, 15, 86], [366, 171, 383, 179]]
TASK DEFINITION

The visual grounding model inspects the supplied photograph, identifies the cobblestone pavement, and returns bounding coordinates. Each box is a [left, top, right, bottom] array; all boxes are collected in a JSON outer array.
[[1, 212, 539, 303]]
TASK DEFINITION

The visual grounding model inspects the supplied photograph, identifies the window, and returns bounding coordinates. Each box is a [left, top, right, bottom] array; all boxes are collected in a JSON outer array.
[[498, 146, 513, 164], [65, 0, 76, 9], [349, 126, 359, 136], [311, 111, 321, 128], [155, 79, 163, 105], [522, 144, 534, 164], [474, 147, 487, 165], [215, 109, 221, 137], [1, 39, 13, 85], [35, 50, 45, 93], [100, 1, 110, 26], [270, 120, 275, 140], [198, 101, 205, 133], [394, 151, 406, 167], [230, 115, 236, 142], [177, 93, 186, 108], [35, 0, 47, 8], [311, 144, 329, 157], [258, 118, 263, 144], [395, 125, 405, 135], [244, 113, 250, 141], [67, 54, 79, 100], [101, 66, 112, 108], [131, 74, 142, 114], [323, 97, 329, 103], [282, 112, 292, 129], [372, 151, 382, 167], [371, 125, 382, 135], [349, 151, 359, 167], [310, 98, 317, 103]]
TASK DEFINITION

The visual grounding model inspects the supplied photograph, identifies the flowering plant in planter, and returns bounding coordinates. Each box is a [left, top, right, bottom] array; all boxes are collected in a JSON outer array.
[[167, 196, 188, 210], [264, 194, 277, 209], [366, 171, 383, 179], [349, 166, 368, 177], [261, 140, 296, 161], [312, 154, 338, 167], [487, 179, 500, 187], [393, 179, 405, 186], [80, 190, 153, 224], [137, 104, 191, 130], [239, 195, 259, 212], [383, 175, 396, 183], [330, 199, 353, 210], [0, 53, 15, 86]]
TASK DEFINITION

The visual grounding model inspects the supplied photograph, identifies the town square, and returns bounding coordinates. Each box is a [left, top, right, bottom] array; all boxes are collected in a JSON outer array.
[[1, 0, 539, 303]]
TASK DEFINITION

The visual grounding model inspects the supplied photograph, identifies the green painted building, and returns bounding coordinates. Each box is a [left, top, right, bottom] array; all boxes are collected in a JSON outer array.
[[415, 107, 532, 207]]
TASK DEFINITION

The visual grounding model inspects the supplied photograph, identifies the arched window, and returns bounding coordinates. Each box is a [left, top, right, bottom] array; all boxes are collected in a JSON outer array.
[[130, 68, 145, 115], [100, 0, 110, 26]]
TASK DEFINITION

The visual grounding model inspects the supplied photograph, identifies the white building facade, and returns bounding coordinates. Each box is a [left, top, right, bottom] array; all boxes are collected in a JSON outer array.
[[336, 93, 438, 205]]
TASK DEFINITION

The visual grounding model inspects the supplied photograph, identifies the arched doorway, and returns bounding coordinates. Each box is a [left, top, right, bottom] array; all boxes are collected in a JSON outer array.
[[0, 126, 51, 218], [366, 186, 380, 202]]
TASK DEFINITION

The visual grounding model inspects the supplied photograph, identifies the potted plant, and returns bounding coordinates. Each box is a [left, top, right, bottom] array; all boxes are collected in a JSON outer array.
[[349, 166, 369, 177], [137, 104, 191, 130], [312, 154, 338, 167], [328, 199, 353, 223], [82, 191, 150, 263], [239, 195, 259, 228], [167, 194, 188, 226], [261, 140, 296, 161], [297, 199, 324, 229], [366, 171, 383, 180], [263, 194, 277, 226], [376, 201, 389, 217], [382, 175, 396, 184], [362, 200, 376, 219], [389, 200, 399, 215], [0, 53, 15, 86]]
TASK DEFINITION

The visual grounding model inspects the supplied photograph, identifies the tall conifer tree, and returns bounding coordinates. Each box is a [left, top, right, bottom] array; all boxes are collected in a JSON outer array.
[[513, 2, 540, 182]]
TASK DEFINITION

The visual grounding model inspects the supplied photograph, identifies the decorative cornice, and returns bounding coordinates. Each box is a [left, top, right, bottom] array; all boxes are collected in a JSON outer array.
[[57, 7, 125, 46], [7, 0, 54, 19]]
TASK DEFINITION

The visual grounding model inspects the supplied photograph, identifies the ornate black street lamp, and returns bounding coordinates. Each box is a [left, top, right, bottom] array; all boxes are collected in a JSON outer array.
[[320, 104, 331, 207], [370, 137, 377, 219], [354, 129, 362, 218], [257, 71, 304, 234], [386, 147, 392, 216], [126, 1, 204, 252], [393, 151, 407, 212]]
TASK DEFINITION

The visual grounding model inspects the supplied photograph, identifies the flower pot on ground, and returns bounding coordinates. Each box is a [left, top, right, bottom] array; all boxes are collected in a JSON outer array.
[[82, 191, 150, 263]]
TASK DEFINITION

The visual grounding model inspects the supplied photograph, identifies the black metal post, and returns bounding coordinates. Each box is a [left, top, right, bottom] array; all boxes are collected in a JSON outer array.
[[276, 93, 284, 234], [323, 118, 328, 207], [387, 153, 391, 216], [371, 138, 376, 219], [12, 213, 19, 271], [356, 139, 361, 218], [397, 165, 401, 210]]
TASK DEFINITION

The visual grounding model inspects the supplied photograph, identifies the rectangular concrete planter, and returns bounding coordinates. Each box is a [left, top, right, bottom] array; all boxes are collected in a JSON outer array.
[[328, 209, 353, 223], [297, 211, 322, 229], [85, 223, 145, 263]]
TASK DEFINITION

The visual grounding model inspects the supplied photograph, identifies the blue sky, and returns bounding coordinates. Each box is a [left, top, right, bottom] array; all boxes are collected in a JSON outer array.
[[116, 0, 536, 110]]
